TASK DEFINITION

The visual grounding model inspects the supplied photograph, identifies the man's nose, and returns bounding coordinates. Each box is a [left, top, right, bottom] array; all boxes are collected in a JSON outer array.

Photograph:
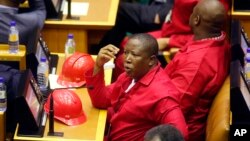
[[125, 53, 132, 62]]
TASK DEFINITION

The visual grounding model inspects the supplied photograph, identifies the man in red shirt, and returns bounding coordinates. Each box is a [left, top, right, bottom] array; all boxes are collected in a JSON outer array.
[[85, 33, 188, 141], [164, 0, 230, 140]]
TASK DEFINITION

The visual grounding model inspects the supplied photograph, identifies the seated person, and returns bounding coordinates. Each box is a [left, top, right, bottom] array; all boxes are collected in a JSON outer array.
[[85, 33, 188, 141], [0, 0, 46, 136], [152, 0, 229, 50], [164, 0, 230, 140], [113, 0, 229, 81], [0, 64, 22, 136], [0, 0, 46, 54], [144, 124, 184, 141]]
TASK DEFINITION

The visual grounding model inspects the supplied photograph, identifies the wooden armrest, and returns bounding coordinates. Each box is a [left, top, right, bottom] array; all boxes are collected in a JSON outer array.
[[159, 47, 179, 63], [169, 48, 179, 60], [161, 51, 171, 63]]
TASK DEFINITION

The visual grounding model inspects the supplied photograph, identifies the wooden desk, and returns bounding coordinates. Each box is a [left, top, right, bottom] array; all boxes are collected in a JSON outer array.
[[0, 110, 6, 141], [0, 44, 26, 70], [14, 53, 113, 141], [42, 0, 119, 53]]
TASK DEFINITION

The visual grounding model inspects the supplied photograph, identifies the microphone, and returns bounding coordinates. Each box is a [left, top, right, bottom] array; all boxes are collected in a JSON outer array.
[[66, 0, 80, 20], [47, 91, 64, 137]]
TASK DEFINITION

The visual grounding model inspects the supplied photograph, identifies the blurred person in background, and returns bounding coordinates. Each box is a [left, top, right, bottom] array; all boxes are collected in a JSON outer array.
[[0, 1, 46, 138], [95, 0, 174, 54], [0, 0, 46, 54]]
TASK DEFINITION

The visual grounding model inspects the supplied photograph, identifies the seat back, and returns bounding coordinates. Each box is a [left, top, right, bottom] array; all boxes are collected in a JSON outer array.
[[206, 76, 230, 141]]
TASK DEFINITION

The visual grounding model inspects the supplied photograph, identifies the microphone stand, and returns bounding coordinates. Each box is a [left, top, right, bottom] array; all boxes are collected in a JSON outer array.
[[66, 0, 80, 20], [47, 91, 64, 137]]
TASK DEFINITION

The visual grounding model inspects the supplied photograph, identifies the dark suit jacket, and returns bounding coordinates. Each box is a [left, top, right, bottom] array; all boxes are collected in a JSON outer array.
[[0, 0, 46, 54]]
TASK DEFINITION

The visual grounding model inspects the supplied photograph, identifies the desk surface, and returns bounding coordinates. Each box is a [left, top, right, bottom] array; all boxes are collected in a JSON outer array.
[[14, 53, 112, 141], [45, 0, 119, 30], [42, 0, 119, 53]]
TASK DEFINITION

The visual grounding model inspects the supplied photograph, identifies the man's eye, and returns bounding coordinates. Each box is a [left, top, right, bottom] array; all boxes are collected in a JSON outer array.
[[131, 53, 139, 56]]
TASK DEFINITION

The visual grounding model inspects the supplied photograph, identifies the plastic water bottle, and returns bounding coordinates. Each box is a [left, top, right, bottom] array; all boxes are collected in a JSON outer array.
[[0, 77, 7, 111], [65, 33, 75, 59], [246, 48, 250, 59], [245, 57, 250, 84], [8, 21, 19, 54], [37, 57, 49, 91]]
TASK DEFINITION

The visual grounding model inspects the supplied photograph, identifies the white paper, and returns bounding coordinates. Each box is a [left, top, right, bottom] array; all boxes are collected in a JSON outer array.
[[104, 61, 115, 69], [63, 2, 89, 16], [49, 74, 67, 89], [49, 61, 113, 89]]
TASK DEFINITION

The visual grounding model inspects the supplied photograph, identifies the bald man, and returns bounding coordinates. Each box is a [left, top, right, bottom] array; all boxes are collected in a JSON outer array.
[[164, 0, 230, 140]]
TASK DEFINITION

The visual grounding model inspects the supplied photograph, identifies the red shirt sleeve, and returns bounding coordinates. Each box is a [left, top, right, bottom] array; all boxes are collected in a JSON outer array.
[[154, 97, 188, 140], [85, 68, 114, 109]]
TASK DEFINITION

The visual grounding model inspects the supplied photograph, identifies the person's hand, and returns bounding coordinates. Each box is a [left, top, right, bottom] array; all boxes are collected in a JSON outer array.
[[93, 44, 119, 75], [154, 13, 161, 24], [96, 44, 119, 67], [157, 38, 170, 51]]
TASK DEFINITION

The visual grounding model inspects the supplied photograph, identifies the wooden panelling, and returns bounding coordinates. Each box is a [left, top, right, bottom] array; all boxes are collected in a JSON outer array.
[[42, 28, 88, 53]]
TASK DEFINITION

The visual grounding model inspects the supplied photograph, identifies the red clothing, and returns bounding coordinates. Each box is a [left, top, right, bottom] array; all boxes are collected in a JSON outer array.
[[164, 32, 230, 141], [161, 0, 198, 47], [85, 64, 188, 141], [115, 0, 229, 80], [148, 0, 229, 49]]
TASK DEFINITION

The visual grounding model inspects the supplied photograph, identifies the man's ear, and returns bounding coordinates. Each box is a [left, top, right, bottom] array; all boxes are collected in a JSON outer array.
[[149, 55, 157, 66], [194, 15, 200, 26]]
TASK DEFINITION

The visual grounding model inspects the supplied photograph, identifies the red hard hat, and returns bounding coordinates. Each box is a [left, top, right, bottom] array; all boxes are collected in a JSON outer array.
[[44, 89, 86, 126], [57, 52, 94, 87]]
